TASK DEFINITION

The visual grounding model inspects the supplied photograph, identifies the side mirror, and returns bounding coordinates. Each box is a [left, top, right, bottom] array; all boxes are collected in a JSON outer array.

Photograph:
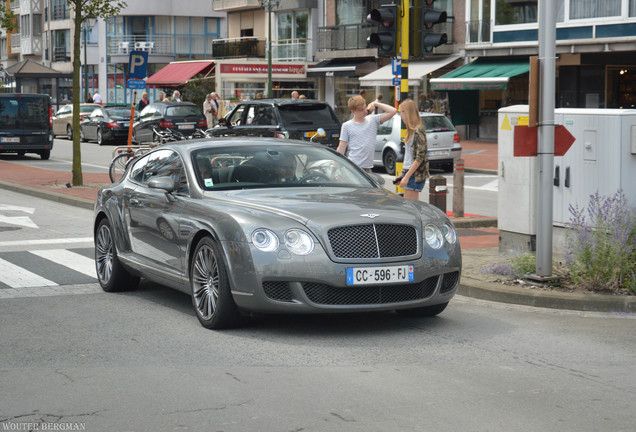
[[147, 176, 175, 193]]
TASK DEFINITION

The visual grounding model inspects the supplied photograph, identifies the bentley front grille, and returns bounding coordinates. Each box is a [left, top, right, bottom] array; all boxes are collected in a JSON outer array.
[[327, 224, 417, 259]]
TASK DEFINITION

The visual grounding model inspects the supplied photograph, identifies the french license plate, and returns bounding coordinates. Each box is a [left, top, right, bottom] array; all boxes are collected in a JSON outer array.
[[346, 265, 414, 285], [178, 123, 195, 130], [429, 150, 450, 157], [1, 137, 20, 143], [122, 122, 129, 127]]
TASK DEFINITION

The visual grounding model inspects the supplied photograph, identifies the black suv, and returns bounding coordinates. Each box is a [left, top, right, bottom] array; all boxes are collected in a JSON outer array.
[[209, 99, 341, 149], [133, 102, 207, 143]]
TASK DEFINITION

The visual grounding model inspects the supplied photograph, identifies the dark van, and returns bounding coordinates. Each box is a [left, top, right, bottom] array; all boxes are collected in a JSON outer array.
[[0, 93, 53, 159]]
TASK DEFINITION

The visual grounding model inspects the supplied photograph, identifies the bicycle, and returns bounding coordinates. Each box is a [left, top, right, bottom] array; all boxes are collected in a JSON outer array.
[[108, 145, 153, 183]]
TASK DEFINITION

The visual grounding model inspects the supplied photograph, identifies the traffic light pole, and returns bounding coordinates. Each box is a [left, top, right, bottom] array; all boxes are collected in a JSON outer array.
[[400, 1, 409, 103]]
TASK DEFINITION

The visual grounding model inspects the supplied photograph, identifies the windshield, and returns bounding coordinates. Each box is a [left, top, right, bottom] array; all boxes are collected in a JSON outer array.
[[106, 107, 132, 118], [0, 96, 49, 130], [421, 115, 455, 132], [278, 104, 340, 127], [80, 105, 97, 113], [192, 144, 376, 191], [166, 105, 203, 117]]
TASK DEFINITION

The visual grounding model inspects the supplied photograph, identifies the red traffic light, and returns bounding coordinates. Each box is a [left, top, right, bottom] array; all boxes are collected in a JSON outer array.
[[367, 7, 396, 28]]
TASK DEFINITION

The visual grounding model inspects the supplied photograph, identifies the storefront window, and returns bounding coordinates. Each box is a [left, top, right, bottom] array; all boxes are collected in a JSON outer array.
[[570, 0, 620, 19], [495, 0, 537, 25]]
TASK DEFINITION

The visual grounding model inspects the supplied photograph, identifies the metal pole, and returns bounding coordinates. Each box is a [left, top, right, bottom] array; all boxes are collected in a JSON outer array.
[[83, 24, 88, 102], [536, 0, 557, 277], [267, 4, 273, 98]]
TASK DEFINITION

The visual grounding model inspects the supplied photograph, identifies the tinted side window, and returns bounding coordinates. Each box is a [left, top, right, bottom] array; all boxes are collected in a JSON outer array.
[[144, 149, 189, 195], [377, 118, 393, 135], [130, 154, 150, 183], [229, 105, 246, 125], [253, 105, 276, 126], [278, 103, 340, 127]]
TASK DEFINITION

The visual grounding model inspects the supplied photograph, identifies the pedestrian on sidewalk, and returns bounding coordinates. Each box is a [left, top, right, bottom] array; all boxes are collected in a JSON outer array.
[[394, 99, 429, 200], [336, 95, 397, 172]]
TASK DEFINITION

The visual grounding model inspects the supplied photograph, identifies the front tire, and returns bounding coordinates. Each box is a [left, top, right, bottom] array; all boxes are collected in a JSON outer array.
[[97, 129, 104, 146], [190, 237, 243, 329], [396, 302, 449, 317], [94, 218, 139, 292]]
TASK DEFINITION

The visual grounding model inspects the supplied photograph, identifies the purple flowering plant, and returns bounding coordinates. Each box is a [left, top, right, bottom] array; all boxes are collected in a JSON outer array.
[[565, 191, 636, 293]]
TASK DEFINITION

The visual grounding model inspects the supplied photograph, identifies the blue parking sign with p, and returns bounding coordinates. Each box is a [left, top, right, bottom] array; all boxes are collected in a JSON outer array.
[[128, 51, 148, 79]]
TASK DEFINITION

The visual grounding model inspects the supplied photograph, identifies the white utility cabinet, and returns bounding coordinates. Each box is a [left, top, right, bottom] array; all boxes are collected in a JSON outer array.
[[497, 105, 636, 254]]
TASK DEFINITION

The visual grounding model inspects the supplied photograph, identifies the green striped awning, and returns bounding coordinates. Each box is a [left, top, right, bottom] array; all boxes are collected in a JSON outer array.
[[430, 59, 530, 90]]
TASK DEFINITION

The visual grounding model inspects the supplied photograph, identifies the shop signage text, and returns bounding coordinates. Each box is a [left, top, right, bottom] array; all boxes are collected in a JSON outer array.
[[220, 64, 306, 75]]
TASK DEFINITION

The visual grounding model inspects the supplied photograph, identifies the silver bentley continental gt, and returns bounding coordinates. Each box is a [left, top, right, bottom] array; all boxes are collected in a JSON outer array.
[[94, 138, 461, 329]]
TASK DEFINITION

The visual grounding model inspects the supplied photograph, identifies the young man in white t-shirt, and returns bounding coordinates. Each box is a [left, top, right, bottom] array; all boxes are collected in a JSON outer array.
[[337, 95, 397, 172]]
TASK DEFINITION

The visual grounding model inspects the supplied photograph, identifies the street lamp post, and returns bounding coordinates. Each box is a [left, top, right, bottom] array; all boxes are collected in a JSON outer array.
[[82, 18, 96, 102], [258, 0, 280, 98]]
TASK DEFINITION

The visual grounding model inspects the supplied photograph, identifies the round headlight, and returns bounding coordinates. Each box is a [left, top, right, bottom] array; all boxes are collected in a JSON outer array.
[[252, 229, 279, 252], [424, 224, 444, 249], [284, 229, 314, 255], [443, 222, 457, 244]]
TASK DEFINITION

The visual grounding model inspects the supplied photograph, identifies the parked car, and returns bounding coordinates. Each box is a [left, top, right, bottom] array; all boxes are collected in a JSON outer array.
[[0, 93, 53, 159], [80, 106, 134, 145], [93, 138, 461, 329], [52, 103, 100, 140], [374, 113, 462, 175], [132, 102, 206, 143], [209, 99, 342, 149]]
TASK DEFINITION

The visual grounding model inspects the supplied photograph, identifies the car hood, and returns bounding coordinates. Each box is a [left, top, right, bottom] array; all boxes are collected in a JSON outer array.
[[210, 186, 442, 229]]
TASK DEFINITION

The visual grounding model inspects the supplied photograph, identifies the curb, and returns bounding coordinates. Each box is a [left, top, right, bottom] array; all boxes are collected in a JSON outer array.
[[465, 168, 497, 175], [451, 217, 497, 228], [458, 278, 636, 313], [0, 180, 95, 210]]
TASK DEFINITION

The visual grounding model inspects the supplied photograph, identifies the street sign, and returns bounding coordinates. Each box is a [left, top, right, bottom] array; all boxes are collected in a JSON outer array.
[[513, 125, 576, 157], [392, 76, 401, 86], [391, 58, 401, 76], [127, 79, 146, 90], [128, 50, 148, 79]]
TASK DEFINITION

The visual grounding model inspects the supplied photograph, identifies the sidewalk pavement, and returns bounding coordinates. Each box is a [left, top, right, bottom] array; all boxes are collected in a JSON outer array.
[[0, 140, 633, 313]]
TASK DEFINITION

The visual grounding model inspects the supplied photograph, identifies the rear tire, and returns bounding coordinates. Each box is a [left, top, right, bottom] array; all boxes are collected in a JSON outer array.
[[40, 150, 50, 160], [190, 236, 244, 329], [94, 218, 139, 292], [396, 302, 448, 317], [383, 149, 397, 175]]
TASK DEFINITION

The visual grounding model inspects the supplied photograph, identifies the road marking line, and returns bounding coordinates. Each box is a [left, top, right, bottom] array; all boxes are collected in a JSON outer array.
[[30, 249, 97, 279], [0, 237, 93, 247], [0, 257, 58, 288]]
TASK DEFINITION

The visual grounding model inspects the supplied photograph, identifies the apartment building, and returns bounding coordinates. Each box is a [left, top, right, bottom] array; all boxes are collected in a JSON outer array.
[[431, 0, 636, 139]]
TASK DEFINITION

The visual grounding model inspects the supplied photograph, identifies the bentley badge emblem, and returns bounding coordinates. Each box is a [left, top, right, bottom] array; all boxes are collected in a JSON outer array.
[[360, 213, 380, 219]]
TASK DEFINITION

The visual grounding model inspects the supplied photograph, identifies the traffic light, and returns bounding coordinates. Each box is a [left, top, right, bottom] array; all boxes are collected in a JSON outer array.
[[367, 4, 398, 57], [421, 0, 447, 52]]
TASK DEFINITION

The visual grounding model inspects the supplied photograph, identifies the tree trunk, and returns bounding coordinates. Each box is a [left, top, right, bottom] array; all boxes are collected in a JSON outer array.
[[71, 0, 83, 186]]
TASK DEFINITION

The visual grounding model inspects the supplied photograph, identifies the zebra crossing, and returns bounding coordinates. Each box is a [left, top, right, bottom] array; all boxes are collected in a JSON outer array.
[[0, 247, 102, 299]]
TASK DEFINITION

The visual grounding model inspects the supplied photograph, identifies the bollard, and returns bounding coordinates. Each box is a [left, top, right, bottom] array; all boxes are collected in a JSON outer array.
[[453, 158, 465, 218], [429, 175, 447, 213]]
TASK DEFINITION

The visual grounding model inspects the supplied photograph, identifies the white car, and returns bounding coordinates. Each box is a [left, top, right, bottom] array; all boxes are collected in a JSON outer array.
[[374, 112, 462, 175]]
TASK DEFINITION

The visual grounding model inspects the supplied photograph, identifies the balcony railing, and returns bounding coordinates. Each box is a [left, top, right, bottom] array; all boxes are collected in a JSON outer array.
[[53, 46, 69, 62], [466, 20, 492, 44], [212, 37, 265, 58], [51, 4, 70, 20], [108, 35, 222, 57], [317, 23, 375, 52], [272, 38, 312, 62]]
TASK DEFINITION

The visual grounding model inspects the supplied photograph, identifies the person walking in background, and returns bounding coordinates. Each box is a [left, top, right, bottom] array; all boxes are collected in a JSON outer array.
[[92, 91, 102, 105], [291, 91, 299, 99], [203, 93, 216, 129], [394, 99, 429, 200], [374, 93, 384, 114], [156, 91, 165, 103], [137, 92, 150, 112], [171, 90, 182, 102], [299, 94, 306, 100], [336, 95, 397, 172]]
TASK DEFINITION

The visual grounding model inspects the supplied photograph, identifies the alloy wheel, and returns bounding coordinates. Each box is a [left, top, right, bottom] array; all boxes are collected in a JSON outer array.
[[95, 223, 114, 285], [192, 244, 220, 320]]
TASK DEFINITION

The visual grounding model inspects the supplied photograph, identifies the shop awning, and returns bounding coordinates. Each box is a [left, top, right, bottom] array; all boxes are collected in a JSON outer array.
[[430, 58, 530, 90], [359, 54, 460, 87], [146, 60, 215, 87], [307, 58, 376, 77]]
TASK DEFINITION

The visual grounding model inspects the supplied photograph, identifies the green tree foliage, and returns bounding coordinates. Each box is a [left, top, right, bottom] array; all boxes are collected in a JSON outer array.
[[0, 3, 18, 33], [182, 77, 216, 111], [69, 0, 127, 186]]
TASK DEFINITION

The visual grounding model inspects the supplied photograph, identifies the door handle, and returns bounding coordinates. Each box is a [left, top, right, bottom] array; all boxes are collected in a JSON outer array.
[[553, 166, 560, 186], [565, 167, 570, 188]]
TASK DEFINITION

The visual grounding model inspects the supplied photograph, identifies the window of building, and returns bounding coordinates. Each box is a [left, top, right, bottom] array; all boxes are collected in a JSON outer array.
[[51, 0, 69, 20], [53, 29, 70, 62], [495, 0, 537, 25], [33, 14, 42, 36], [277, 11, 308, 40], [336, 0, 366, 25], [569, 0, 621, 19], [631, 0, 636, 17], [20, 15, 31, 38]]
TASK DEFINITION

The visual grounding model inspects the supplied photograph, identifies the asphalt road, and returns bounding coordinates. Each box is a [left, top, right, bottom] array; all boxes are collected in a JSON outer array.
[[0, 189, 635, 431]]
